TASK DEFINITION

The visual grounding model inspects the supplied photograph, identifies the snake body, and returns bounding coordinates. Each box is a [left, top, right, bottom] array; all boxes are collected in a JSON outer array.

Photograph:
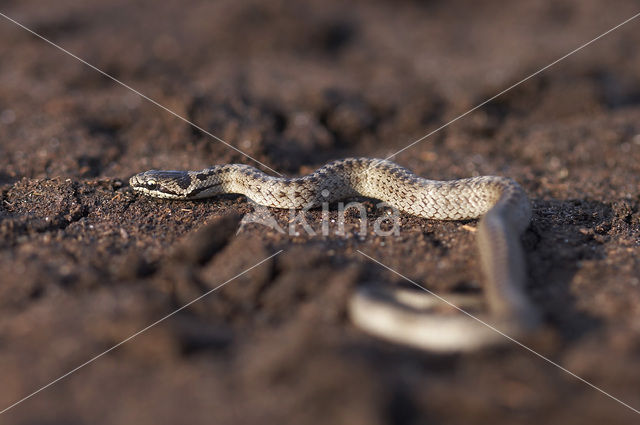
[[130, 158, 540, 351]]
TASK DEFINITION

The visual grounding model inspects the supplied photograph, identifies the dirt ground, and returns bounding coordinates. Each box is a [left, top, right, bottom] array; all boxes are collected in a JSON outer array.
[[1, 0, 640, 424]]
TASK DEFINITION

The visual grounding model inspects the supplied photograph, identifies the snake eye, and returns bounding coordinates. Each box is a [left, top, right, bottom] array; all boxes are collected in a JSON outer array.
[[145, 179, 158, 190]]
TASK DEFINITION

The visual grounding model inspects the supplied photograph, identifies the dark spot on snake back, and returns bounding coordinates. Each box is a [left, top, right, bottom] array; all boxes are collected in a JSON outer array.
[[177, 175, 193, 189]]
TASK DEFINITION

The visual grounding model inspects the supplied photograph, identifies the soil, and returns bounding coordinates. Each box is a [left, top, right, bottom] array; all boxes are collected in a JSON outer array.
[[1, 1, 640, 424]]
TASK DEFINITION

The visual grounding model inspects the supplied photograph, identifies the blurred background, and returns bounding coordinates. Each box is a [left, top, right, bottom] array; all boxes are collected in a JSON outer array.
[[0, 0, 639, 424]]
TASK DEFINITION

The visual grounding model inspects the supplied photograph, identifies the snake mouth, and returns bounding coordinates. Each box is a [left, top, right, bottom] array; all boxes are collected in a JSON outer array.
[[131, 185, 183, 199]]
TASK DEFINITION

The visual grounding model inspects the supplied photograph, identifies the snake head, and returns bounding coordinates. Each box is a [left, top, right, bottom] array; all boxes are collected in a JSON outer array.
[[129, 170, 193, 199]]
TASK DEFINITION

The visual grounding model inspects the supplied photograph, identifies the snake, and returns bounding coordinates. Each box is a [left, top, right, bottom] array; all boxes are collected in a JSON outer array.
[[130, 158, 540, 352]]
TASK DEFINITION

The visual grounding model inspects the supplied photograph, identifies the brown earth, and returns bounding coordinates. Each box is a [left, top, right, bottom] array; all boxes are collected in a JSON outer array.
[[1, 0, 640, 424]]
